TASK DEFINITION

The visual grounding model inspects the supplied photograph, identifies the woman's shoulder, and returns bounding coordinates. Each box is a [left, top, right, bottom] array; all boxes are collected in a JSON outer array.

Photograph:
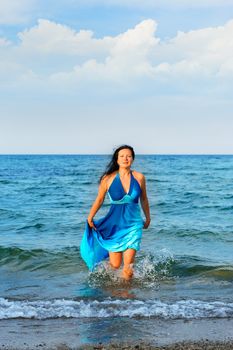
[[101, 171, 117, 181], [100, 172, 117, 188], [132, 170, 146, 187], [132, 170, 145, 180]]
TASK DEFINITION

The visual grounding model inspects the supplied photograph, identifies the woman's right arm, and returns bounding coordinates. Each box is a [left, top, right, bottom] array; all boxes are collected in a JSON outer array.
[[139, 175, 151, 229], [87, 176, 108, 230]]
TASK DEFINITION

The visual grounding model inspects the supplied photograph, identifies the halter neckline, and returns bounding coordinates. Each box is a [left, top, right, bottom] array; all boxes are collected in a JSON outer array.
[[117, 170, 132, 195]]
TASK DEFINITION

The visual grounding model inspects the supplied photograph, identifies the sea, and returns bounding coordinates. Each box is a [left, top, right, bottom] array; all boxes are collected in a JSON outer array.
[[0, 155, 233, 343]]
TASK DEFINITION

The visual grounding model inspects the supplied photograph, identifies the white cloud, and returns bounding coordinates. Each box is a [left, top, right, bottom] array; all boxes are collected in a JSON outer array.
[[18, 19, 114, 56], [47, 18, 233, 86], [152, 19, 233, 80], [47, 20, 158, 85], [0, 0, 36, 24], [1, 18, 233, 91]]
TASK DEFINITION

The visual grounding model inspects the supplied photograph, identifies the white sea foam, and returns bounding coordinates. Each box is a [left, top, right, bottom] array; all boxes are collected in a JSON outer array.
[[0, 297, 233, 320]]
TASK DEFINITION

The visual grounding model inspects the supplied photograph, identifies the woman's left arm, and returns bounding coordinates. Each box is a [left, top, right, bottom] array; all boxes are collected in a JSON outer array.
[[140, 175, 151, 229]]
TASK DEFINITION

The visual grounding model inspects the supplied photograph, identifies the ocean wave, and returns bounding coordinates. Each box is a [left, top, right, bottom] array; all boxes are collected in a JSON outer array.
[[0, 246, 84, 273], [1, 246, 232, 282], [16, 223, 45, 231], [156, 228, 224, 239], [0, 208, 25, 219], [204, 267, 233, 280], [223, 194, 233, 199], [0, 297, 233, 320], [0, 208, 15, 219], [220, 205, 233, 211], [173, 260, 233, 281], [0, 179, 12, 184], [147, 178, 168, 183]]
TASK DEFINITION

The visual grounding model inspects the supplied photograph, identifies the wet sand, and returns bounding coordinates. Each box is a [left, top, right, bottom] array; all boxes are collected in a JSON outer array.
[[0, 317, 233, 349], [2, 340, 233, 350], [80, 342, 233, 349]]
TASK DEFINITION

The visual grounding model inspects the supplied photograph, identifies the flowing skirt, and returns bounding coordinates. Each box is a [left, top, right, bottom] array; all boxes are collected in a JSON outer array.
[[80, 203, 144, 271]]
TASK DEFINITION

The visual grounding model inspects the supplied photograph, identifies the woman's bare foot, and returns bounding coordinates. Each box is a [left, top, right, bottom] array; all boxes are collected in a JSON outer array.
[[122, 264, 134, 280]]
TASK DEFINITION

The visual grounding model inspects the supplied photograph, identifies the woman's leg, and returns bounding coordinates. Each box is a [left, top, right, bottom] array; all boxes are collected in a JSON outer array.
[[122, 248, 136, 280], [109, 251, 122, 269]]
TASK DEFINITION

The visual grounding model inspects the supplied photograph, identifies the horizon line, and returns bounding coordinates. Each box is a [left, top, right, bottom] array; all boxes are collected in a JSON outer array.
[[0, 153, 233, 156]]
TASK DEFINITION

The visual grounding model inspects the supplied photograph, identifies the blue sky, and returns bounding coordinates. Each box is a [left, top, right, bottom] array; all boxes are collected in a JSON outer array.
[[1, 0, 233, 154]]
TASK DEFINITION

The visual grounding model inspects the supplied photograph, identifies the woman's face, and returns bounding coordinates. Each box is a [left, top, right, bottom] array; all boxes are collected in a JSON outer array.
[[117, 148, 134, 169]]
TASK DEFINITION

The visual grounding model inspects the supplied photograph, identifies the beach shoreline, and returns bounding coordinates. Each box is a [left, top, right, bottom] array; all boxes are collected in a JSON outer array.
[[1, 317, 233, 350]]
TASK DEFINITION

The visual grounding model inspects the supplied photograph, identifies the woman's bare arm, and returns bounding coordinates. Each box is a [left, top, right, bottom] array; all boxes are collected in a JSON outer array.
[[87, 176, 108, 229], [140, 175, 151, 229]]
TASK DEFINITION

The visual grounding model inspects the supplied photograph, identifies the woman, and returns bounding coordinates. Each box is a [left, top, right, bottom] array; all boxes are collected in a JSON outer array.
[[80, 145, 151, 280]]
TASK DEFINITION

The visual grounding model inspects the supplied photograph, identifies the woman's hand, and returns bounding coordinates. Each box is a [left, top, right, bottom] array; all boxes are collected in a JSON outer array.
[[87, 217, 97, 230], [143, 218, 151, 229]]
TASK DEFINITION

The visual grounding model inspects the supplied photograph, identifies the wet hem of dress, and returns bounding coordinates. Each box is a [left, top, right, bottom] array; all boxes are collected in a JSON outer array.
[[108, 246, 140, 253]]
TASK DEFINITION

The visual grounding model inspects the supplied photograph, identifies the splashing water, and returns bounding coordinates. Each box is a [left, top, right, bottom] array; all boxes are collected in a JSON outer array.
[[134, 249, 175, 286], [88, 261, 122, 287], [87, 249, 175, 288]]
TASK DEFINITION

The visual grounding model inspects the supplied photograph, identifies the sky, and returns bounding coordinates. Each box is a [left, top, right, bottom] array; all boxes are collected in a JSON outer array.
[[1, 0, 233, 154]]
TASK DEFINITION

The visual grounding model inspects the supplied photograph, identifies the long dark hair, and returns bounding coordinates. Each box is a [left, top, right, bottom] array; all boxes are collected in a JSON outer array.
[[99, 145, 135, 183]]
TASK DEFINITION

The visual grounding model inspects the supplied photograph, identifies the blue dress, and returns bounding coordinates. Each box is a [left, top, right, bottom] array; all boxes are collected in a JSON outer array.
[[80, 171, 144, 271]]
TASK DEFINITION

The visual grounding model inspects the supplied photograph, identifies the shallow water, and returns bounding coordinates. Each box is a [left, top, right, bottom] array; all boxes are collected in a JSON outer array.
[[0, 154, 233, 320]]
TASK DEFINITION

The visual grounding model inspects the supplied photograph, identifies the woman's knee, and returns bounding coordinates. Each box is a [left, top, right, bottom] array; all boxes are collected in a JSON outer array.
[[110, 261, 122, 269], [109, 251, 122, 269]]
